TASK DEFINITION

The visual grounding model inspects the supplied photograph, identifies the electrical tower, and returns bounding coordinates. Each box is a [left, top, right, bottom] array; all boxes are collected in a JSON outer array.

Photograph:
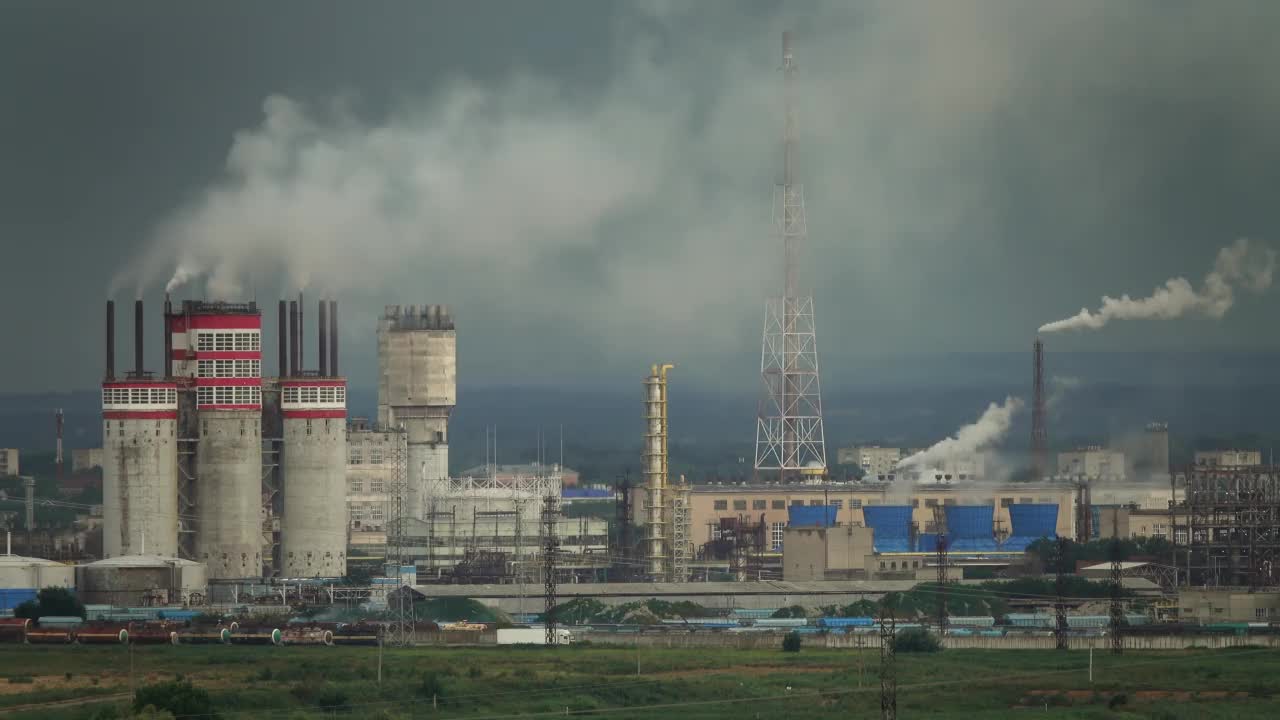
[[1054, 537, 1069, 651], [543, 493, 560, 646], [1031, 338, 1048, 479], [754, 30, 827, 480], [935, 534, 949, 635], [1109, 526, 1124, 655], [384, 431, 414, 646], [878, 601, 897, 720]]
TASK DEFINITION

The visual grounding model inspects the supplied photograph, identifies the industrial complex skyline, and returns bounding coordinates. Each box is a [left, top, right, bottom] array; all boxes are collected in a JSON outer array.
[[5, 1, 1280, 395]]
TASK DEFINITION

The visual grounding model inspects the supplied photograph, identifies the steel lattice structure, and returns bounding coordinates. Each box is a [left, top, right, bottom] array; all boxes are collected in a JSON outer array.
[[879, 605, 897, 720], [1185, 466, 1280, 588], [1109, 535, 1125, 655], [754, 31, 827, 479], [384, 431, 414, 646], [935, 534, 949, 634], [1053, 537, 1069, 651], [543, 494, 560, 646]]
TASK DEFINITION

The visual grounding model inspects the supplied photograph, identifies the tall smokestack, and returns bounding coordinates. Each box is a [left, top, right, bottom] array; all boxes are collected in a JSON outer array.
[[329, 300, 338, 376], [288, 300, 299, 377], [1031, 337, 1048, 479], [318, 299, 328, 377], [134, 299, 144, 376], [278, 301, 288, 378], [106, 300, 115, 380], [163, 294, 173, 377], [298, 292, 304, 372]]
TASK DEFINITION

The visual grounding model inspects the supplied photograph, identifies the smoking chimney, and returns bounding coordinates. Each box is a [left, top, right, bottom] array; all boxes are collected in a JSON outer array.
[[1031, 337, 1048, 479], [106, 300, 115, 380], [134, 299, 144, 376], [318, 299, 328, 377], [288, 300, 299, 377], [328, 300, 338, 376], [278, 300, 288, 378]]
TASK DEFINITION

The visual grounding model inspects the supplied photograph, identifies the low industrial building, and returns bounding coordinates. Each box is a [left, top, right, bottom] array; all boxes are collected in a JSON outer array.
[[0, 553, 75, 610], [1058, 447, 1126, 480], [76, 555, 208, 607], [71, 448, 104, 472], [1179, 588, 1280, 622], [1193, 450, 1262, 468]]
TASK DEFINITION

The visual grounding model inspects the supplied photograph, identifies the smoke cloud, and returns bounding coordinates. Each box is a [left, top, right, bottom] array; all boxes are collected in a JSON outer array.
[[1039, 239, 1276, 333], [897, 396, 1024, 471]]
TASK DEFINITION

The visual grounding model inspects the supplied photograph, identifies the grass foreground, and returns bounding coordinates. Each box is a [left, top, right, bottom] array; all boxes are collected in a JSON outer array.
[[0, 641, 1277, 718]]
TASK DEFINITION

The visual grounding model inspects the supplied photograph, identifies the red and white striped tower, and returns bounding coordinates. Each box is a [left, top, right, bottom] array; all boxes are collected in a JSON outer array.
[[170, 300, 265, 579], [102, 299, 180, 557], [279, 298, 347, 577]]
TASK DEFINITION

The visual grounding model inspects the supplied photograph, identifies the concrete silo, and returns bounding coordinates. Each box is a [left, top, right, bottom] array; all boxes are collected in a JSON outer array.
[[279, 299, 348, 577], [102, 300, 179, 558]]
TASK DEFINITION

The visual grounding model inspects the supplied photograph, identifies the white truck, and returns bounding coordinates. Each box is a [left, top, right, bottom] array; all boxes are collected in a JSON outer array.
[[496, 627, 574, 645]]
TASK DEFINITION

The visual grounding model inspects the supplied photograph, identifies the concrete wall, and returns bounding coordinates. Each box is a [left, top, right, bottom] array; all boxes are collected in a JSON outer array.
[[195, 411, 264, 579], [103, 418, 179, 558], [281, 416, 347, 577]]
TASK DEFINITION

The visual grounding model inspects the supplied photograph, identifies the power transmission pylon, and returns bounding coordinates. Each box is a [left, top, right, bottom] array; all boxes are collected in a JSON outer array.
[[1109, 531, 1124, 655], [935, 533, 949, 635], [384, 431, 414, 646], [879, 599, 897, 720], [1054, 536, 1069, 650], [543, 493, 560, 646]]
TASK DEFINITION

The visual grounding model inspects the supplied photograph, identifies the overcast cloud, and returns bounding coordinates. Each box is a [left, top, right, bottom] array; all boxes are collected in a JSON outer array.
[[3, 0, 1280, 394]]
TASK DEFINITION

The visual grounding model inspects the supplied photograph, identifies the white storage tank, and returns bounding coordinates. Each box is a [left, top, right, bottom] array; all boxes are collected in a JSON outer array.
[[77, 555, 208, 607], [0, 553, 75, 611]]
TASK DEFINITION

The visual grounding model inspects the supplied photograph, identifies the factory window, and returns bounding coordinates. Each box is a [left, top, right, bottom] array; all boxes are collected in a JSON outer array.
[[943, 498, 956, 506], [911, 499, 919, 508], [350, 506, 364, 522], [306, 418, 312, 436], [349, 449, 363, 465], [851, 499, 862, 509], [772, 500, 785, 509], [233, 332, 261, 351], [1037, 497, 1051, 504], [320, 387, 336, 403], [283, 387, 298, 403], [808, 500, 822, 506], [832, 500, 843, 510], [350, 479, 363, 492], [791, 500, 803, 507], [925, 499, 938, 508], [880, 562, 886, 570], [1000, 498, 1013, 508], [713, 500, 727, 510], [369, 449, 383, 464], [336, 387, 346, 403], [753, 500, 767, 510], [370, 507, 385, 521], [1019, 497, 1033, 504], [771, 522, 785, 549], [1257, 608, 1267, 620], [733, 500, 747, 511], [370, 478, 384, 493], [197, 387, 214, 405]]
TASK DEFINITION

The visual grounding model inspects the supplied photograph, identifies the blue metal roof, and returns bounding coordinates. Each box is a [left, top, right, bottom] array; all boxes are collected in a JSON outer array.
[[788, 505, 839, 528], [864, 506, 913, 552], [944, 505, 998, 551], [1005, 504, 1058, 550]]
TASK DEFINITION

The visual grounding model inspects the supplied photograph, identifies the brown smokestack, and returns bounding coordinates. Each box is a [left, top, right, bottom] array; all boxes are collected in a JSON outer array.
[[163, 294, 173, 377], [278, 300, 288, 378], [106, 300, 115, 380], [134, 299, 144, 376], [329, 300, 338, 376], [318, 299, 328, 377], [288, 300, 299, 377]]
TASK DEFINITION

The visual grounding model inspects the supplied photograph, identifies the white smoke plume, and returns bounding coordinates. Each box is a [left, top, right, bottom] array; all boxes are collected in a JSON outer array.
[[1039, 238, 1275, 333], [1047, 375, 1082, 412], [897, 396, 1024, 471]]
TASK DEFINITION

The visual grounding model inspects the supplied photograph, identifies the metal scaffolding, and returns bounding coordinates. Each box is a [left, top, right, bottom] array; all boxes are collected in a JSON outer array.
[[1185, 466, 1280, 588], [384, 431, 414, 646], [543, 494, 560, 646]]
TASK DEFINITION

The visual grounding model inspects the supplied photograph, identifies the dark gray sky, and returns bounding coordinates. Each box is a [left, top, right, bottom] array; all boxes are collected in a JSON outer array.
[[3, 0, 1279, 394]]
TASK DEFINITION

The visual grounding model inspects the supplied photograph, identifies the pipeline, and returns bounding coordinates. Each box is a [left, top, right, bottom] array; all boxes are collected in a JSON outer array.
[[0, 618, 30, 644]]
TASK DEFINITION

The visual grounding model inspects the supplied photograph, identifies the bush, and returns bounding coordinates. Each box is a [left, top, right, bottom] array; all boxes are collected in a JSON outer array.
[[14, 586, 86, 620], [892, 628, 942, 653], [772, 605, 807, 619], [134, 680, 215, 718], [782, 632, 802, 653], [418, 671, 446, 699], [316, 686, 351, 713]]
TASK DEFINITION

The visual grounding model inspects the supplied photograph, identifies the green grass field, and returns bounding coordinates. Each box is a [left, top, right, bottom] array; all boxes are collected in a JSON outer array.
[[0, 642, 1278, 719]]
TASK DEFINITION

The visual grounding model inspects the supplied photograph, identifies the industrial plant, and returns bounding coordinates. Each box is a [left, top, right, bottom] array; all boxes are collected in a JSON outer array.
[[3, 31, 1280, 660]]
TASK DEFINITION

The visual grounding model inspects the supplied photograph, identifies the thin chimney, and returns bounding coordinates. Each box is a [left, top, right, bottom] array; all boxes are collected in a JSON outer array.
[[134, 299, 144, 376], [329, 300, 338, 376], [106, 300, 116, 380], [318, 299, 328, 377], [278, 300, 288, 378], [288, 300, 299, 377]]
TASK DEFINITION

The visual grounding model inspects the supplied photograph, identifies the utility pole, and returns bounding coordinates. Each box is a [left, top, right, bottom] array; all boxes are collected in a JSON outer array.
[[879, 599, 897, 720], [1054, 536, 1069, 651], [543, 494, 560, 646]]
